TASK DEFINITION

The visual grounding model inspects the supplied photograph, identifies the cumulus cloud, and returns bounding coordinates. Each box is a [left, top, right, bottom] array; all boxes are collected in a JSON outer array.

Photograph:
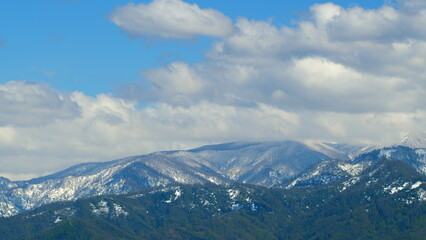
[[0, 81, 80, 126], [207, 2, 426, 76], [115, 0, 426, 153], [132, 56, 421, 113], [110, 0, 234, 39], [0, 85, 299, 179], [124, 0, 426, 114], [2, 82, 426, 180], [143, 62, 206, 105], [4, 0, 426, 180], [395, 0, 426, 12]]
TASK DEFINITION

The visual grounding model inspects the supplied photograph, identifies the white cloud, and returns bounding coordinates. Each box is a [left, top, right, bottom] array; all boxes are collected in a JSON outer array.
[[127, 1, 426, 113], [396, 0, 426, 12], [143, 62, 206, 105], [110, 0, 234, 39], [207, 2, 426, 74], [0, 81, 80, 126], [115, 1, 426, 148], [0, 85, 300, 179], [2, 82, 426, 180], [134, 56, 422, 113], [3, 0, 426, 180]]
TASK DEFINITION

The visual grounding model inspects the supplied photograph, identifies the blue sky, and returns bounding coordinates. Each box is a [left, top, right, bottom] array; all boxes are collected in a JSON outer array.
[[1, 0, 385, 96], [2, 0, 426, 180]]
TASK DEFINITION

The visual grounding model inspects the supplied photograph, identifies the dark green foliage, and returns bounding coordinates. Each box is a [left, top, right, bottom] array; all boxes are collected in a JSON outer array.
[[1, 159, 426, 240]]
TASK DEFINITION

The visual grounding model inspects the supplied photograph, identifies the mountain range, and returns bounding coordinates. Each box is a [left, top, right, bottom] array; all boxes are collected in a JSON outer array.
[[1, 134, 426, 239], [0, 141, 366, 217], [1, 133, 426, 218], [0, 158, 425, 239]]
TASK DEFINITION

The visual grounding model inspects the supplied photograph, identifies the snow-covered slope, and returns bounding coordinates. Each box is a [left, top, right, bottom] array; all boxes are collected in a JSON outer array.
[[0, 140, 374, 217], [354, 146, 426, 175], [0, 153, 229, 217], [187, 141, 333, 186], [285, 145, 426, 190], [304, 141, 376, 161], [284, 160, 371, 189], [400, 132, 426, 148], [2, 159, 425, 240]]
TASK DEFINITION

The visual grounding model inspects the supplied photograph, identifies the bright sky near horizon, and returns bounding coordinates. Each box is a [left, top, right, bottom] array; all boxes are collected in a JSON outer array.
[[1, 0, 426, 180]]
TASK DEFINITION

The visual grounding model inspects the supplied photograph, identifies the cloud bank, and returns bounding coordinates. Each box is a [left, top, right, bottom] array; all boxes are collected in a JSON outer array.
[[120, 1, 426, 115], [2, 0, 426, 179]]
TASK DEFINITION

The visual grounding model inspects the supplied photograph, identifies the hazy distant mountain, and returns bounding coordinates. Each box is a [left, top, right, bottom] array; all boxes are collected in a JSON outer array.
[[400, 132, 426, 148], [303, 140, 375, 160], [1, 159, 425, 240]]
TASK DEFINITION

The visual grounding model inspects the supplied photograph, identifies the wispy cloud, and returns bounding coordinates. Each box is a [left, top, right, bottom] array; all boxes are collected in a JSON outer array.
[[43, 70, 56, 78]]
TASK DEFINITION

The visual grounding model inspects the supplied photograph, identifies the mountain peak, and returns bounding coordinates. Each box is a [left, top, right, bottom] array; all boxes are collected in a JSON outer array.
[[303, 140, 375, 161], [400, 132, 426, 148]]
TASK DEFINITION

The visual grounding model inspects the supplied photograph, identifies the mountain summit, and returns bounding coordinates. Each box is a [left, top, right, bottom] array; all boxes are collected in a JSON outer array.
[[400, 132, 426, 148]]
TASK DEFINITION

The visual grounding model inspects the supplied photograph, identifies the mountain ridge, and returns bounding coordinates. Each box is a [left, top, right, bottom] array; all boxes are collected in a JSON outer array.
[[400, 132, 426, 149], [1, 139, 425, 218], [0, 140, 367, 217], [1, 159, 425, 240]]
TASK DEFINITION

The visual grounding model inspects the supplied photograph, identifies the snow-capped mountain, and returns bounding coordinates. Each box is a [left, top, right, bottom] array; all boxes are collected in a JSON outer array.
[[0, 140, 370, 217], [303, 140, 375, 161], [354, 145, 426, 174], [4, 139, 426, 218], [400, 132, 426, 148], [284, 159, 371, 189], [186, 141, 333, 185], [285, 144, 426, 190], [1, 159, 425, 240]]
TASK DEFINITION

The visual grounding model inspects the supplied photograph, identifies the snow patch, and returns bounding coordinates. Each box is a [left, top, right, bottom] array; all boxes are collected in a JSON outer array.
[[128, 193, 144, 199], [113, 203, 129, 217], [337, 163, 365, 176], [54, 217, 62, 223], [231, 203, 241, 211], [411, 181, 423, 189], [227, 188, 240, 200], [418, 189, 426, 201], [379, 149, 396, 159], [384, 182, 410, 194], [164, 187, 183, 203], [340, 177, 360, 192], [91, 200, 109, 215], [174, 188, 182, 200], [0, 202, 19, 218]]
